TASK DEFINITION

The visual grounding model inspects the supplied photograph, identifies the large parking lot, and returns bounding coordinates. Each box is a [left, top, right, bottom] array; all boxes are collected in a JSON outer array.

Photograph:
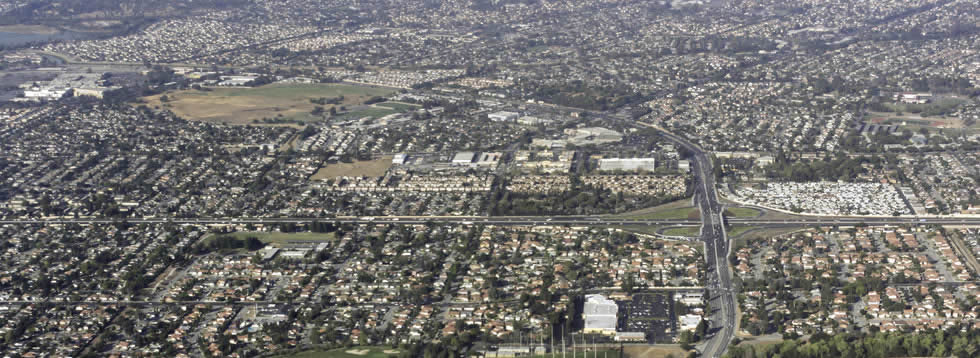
[[617, 293, 675, 343]]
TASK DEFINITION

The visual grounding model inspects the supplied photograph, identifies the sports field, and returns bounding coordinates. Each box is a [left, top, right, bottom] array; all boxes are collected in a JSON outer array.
[[143, 83, 395, 125]]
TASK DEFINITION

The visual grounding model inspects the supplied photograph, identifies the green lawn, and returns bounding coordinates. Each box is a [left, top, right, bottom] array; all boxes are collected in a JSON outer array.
[[202, 231, 336, 248], [723, 207, 761, 218], [274, 347, 401, 358], [662, 226, 700, 237]]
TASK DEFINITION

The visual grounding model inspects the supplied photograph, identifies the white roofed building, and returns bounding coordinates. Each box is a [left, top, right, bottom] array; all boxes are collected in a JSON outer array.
[[583, 294, 618, 335]]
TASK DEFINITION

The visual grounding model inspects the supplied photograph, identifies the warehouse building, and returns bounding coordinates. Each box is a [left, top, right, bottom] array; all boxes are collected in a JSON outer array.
[[598, 158, 656, 172], [583, 294, 618, 335], [488, 111, 519, 122], [452, 152, 477, 165]]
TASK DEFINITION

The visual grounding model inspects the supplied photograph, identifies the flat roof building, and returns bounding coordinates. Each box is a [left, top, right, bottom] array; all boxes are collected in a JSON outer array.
[[678, 160, 691, 172], [489, 111, 519, 122], [452, 152, 477, 165], [392, 153, 408, 165], [599, 158, 656, 172], [476, 152, 502, 167], [583, 294, 618, 335], [679, 314, 702, 331]]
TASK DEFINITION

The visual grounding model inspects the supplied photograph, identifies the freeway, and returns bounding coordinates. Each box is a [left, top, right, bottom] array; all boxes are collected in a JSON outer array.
[[651, 126, 737, 358], [0, 217, 702, 226], [3, 216, 980, 227]]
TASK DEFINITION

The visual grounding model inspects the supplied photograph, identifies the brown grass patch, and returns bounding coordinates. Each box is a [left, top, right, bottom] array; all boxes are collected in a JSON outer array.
[[622, 345, 688, 358], [141, 83, 394, 126], [311, 156, 393, 180]]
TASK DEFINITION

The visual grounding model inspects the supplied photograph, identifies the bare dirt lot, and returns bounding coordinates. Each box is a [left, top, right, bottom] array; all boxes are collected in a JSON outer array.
[[622, 345, 688, 358]]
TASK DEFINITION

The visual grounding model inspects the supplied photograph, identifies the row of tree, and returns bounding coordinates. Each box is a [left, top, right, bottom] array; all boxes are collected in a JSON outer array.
[[725, 327, 980, 358]]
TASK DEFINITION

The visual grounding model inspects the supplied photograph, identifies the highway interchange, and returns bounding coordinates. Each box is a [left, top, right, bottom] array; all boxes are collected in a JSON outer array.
[[3, 129, 980, 357], [655, 127, 736, 358]]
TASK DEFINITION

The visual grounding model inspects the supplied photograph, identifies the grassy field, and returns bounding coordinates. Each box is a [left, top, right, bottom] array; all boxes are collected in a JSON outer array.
[[311, 156, 393, 180], [726, 225, 756, 237], [879, 96, 969, 118], [274, 347, 402, 358], [374, 101, 421, 111], [733, 227, 807, 249], [609, 225, 663, 236], [754, 208, 805, 221], [335, 106, 401, 121], [142, 83, 395, 125], [202, 231, 337, 248], [662, 226, 700, 237], [733, 335, 786, 350], [723, 207, 761, 218], [867, 96, 978, 133], [613, 199, 700, 220]]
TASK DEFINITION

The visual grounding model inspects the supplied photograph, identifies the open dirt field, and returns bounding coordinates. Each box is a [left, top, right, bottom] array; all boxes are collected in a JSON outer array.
[[142, 83, 394, 125], [622, 345, 688, 358], [311, 156, 394, 180]]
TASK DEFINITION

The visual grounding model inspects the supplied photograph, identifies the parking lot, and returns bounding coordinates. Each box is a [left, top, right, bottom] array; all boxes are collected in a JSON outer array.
[[617, 293, 674, 343]]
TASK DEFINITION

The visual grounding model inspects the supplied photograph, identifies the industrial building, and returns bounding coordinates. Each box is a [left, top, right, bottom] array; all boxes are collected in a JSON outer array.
[[17, 72, 116, 102], [392, 153, 408, 165], [582, 294, 618, 335], [452, 152, 477, 165], [678, 160, 691, 172], [488, 111, 519, 122], [517, 116, 551, 126], [476, 152, 502, 167], [598, 158, 656, 172]]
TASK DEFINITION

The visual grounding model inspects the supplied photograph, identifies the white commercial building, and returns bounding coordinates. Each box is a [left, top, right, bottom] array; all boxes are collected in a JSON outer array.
[[452, 152, 477, 165], [678, 160, 691, 172], [476, 152, 502, 167], [674, 292, 704, 306], [488, 111, 519, 122], [583, 294, 618, 335], [392, 153, 408, 165], [679, 314, 702, 332], [598, 158, 656, 172]]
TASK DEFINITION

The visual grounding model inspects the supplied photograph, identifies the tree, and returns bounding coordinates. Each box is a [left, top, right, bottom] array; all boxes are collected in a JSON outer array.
[[678, 330, 695, 350], [694, 319, 708, 341]]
